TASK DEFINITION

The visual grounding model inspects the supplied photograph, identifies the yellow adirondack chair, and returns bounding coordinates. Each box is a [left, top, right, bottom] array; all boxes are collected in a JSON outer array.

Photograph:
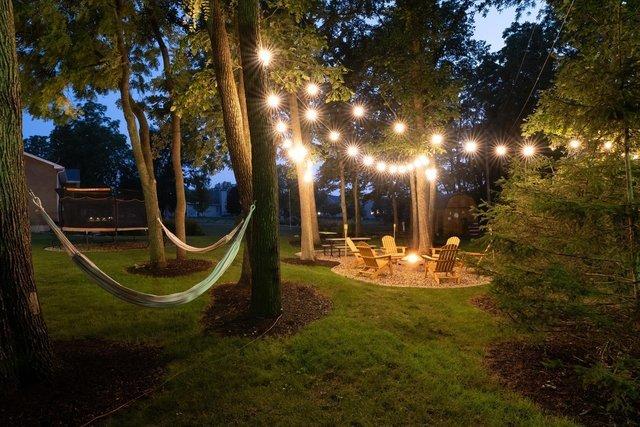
[[357, 246, 393, 279], [345, 237, 364, 264], [422, 243, 460, 285], [431, 236, 461, 258], [381, 235, 406, 256]]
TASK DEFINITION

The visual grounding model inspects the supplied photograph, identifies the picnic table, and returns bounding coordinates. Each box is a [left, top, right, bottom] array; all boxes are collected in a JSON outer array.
[[323, 237, 372, 257]]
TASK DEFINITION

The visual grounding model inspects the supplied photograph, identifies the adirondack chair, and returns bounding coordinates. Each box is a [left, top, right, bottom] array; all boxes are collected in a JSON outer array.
[[357, 246, 393, 279], [381, 235, 407, 258], [422, 243, 460, 285], [345, 237, 364, 264], [431, 236, 461, 258]]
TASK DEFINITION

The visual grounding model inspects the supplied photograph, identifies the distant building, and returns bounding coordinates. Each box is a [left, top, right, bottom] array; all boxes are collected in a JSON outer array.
[[23, 152, 80, 232], [186, 187, 229, 218]]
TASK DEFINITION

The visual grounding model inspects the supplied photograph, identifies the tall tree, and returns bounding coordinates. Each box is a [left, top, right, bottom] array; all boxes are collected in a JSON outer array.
[[0, 0, 52, 387], [237, 0, 281, 317]]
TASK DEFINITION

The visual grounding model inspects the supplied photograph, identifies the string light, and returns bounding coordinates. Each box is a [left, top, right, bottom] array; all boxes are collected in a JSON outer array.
[[363, 155, 374, 166], [393, 121, 407, 134], [463, 140, 478, 154], [398, 165, 407, 174], [425, 167, 437, 182], [275, 120, 288, 133], [389, 164, 399, 174], [569, 138, 581, 150], [603, 141, 614, 151], [288, 144, 307, 163], [346, 145, 360, 157], [431, 133, 444, 145], [304, 108, 319, 122], [376, 161, 387, 172], [266, 93, 281, 108], [522, 144, 536, 158], [352, 104, 365, 118], [257, 48, 273, 66], [495, 145, 508, 156], [306, 83, 320, 97], [418, 155, 429, 166], [282, 138, 293, 149], [328, 130, 341, 142]]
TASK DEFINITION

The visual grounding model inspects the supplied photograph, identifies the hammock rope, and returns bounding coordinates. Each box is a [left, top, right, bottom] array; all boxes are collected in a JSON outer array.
[[30, 191, 254, 308], [158, 217, 243, 253]]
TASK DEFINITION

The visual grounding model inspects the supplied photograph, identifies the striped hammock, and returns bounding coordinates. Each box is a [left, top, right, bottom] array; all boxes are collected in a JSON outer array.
[[30, 191, 254, 308]]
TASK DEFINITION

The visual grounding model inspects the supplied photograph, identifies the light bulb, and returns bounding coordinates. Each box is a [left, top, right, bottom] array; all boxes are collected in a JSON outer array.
[[266, 93, 281, 108], [306, 83, 320, 97], [431, 133, 444, 145], [329, 130, 340, 142], [258, 48, 272, 66], [275, 120, 288, 133], [393, 121, 407, 134], [352, 104, 365, 118], [495, 145, 508, 156], [363, 155, 374, 166]]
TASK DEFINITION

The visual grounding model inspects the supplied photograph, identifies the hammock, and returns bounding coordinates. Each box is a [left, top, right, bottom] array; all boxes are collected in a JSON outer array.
[[30, 192, 254, 308], [158, 217, 243, 253]]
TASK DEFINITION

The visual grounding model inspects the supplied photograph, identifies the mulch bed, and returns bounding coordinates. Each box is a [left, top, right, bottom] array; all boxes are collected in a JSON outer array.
[[202, 282, 332, 338], [487, 336, 640, 425], [469, 294, 502, 316], [127, 258, 213, 277], [281, 257, 340, 268], [0, 339, 164, 426]]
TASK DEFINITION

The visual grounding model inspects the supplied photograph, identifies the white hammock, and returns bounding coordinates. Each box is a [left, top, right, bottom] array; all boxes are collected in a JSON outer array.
[[157, 217, 243, 253], [30, 192, 254, 308]]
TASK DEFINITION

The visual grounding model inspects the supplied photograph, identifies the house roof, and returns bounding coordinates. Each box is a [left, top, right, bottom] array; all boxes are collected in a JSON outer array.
[[24, 152, 65, 171]]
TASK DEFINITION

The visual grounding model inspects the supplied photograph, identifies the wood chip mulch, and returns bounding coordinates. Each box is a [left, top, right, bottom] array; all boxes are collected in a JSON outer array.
[[127, 258, 213, 277], [329, 255, 491, 288], [469, 294, 503, 315], [487, 337, 640, 425], [202, 282, 332, 338], [282, 257, 340, 267], [0, 339, 164, 426]]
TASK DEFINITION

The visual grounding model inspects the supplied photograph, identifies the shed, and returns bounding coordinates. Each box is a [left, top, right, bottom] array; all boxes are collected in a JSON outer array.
[[441, 193, 477, 237], [23, 152, 66, 232]]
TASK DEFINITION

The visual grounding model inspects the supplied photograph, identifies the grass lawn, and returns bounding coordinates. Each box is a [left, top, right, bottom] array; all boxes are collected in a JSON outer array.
[[31, 227, 572, 425]]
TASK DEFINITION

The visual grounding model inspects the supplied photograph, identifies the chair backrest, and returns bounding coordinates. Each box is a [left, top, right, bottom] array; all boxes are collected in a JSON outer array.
[[435, 244, 458, 273], [358, 246, 384, 267], [445, 236, 461, 247], [345, 237, 359, 253], [381, 235, 397, 253]]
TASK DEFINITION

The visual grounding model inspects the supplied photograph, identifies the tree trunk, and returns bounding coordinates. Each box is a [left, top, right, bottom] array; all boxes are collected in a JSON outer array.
[[237, 0, 281, 317], [289, 93, 315, 260], [339, 160, 348, 235], [428, 178, 436, 243], [415, 165, 432, 253], [409, 170, 419, 248], [392, 190, 399, 234], [301, 125, 320, 244], [0, 0, 53, 387], [622, 126, 640, 310], [208, 0, 253, 285], [114, 0, 166, 268], [150, 13, 187, 260], [352, 172, 361, 237]]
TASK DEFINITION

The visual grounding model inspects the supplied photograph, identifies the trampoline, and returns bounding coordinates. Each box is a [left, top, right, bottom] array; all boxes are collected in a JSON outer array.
[[57, 188, 148, 235]]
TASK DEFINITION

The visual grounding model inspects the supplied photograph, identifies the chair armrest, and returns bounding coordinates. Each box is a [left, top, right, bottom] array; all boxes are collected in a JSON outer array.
[[421, 254, 438, 262], [373, 254, 391, 260]]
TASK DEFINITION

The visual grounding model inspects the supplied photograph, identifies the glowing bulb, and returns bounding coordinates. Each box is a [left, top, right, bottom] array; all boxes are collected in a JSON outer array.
[[495, 145, 508, 156], [406, 163, 415, 171], [393, 121, 407, 134], [346, 145, 360, 157], [329, 130, 340, 142], [425, 167, 437, 182], [522, 144, 536, 158], [257, 48, 272, 66], [282, 138, 293, 149], [275, 120, 288, 133], [376, 161, 387, 172], [398, 165, 407, 174], [464, 140, 478, 154], [413, 158, 422, 168], [352, 104, 365, 118], [603, 141, 614, 151], [418, 155, 429, 166], [288, 144, 307, 163], [363, 155, 374, 166], [431, 133, 444, 145], [266, 93, 281, 108], [306, 83, 320, 97], [569, 138, 581, 150], [389, 164, 399, 174], [304, 108, 319, 122]]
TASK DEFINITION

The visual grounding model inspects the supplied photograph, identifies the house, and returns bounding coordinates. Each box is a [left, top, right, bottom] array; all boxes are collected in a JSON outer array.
[[186, 187, 229, 218], [23, 152, 80, 232]]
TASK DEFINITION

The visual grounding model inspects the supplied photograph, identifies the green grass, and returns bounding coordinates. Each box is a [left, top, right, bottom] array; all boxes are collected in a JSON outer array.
[[31, 228, 573, 425]]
